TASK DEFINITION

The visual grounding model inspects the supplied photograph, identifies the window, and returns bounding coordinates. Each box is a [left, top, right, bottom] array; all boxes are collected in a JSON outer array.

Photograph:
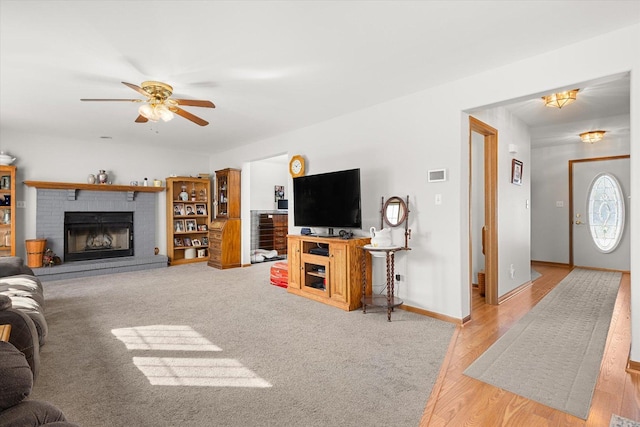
[[588, 173, 625, 253]]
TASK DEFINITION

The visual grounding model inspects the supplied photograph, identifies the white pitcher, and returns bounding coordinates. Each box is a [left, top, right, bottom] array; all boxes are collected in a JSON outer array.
[[370, 227, 392, 247]]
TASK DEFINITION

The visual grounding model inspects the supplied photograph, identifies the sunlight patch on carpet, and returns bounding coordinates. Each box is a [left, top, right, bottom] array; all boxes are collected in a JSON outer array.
[[111, 325, 222, 351], [133, 357, 272, 387]]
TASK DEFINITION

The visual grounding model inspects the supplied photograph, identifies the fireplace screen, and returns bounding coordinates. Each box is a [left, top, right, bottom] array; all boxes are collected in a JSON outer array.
[[64, 212, 134, 261]]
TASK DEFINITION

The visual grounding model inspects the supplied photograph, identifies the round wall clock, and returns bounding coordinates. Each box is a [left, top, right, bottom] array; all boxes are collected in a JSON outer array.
[[289, 155, 305, 177]]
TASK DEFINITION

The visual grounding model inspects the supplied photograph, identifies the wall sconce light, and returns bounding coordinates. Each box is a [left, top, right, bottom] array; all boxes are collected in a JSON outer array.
[[579, 130, 606, 144], [542, 89, 579, 109]]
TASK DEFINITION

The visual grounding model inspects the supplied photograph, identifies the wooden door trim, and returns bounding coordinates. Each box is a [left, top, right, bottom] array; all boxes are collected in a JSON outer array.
[[469, 116, 498, 305], [568, 154, 630, 267]]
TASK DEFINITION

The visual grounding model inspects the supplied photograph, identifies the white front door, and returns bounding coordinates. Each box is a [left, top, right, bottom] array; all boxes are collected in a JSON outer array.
[[572, 157, 630, 270]]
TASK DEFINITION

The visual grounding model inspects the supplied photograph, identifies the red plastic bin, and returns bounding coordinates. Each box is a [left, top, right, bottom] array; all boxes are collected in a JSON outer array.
[[270, 261, 288, 288]]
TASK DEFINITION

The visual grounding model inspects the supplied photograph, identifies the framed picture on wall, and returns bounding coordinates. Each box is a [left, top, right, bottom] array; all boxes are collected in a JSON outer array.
[[274, 185, 285, 201], [511, 159, 523, 185]]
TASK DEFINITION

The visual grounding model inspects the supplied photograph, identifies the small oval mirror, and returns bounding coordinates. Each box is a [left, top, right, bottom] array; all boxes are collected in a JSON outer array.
[[383, 196, 407, 227]]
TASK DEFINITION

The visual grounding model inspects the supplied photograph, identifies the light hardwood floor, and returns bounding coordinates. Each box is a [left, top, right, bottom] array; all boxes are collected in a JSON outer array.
[[420, 263, 639, 426]]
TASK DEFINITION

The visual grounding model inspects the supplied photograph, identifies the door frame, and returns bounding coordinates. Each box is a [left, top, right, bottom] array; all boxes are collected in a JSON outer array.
[[568, 154, 630, 268], [469, 117, 498, 305]]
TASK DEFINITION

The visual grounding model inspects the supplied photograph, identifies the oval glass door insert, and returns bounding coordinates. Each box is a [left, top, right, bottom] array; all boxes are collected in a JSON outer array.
[[588, 173, 625, 253]]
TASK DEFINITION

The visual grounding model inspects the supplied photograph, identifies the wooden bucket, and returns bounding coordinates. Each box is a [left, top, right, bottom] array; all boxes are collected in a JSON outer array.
[[25, 239, 47, 268]]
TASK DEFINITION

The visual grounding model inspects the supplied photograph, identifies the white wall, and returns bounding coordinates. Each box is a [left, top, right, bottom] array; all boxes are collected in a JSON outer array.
[[471, 107, 532, 296], [210, 25, 639, 360], [249, 155, 288, 211]]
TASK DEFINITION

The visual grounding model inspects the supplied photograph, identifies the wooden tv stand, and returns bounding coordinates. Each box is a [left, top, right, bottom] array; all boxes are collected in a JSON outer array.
[[287, 235, 371, 311]]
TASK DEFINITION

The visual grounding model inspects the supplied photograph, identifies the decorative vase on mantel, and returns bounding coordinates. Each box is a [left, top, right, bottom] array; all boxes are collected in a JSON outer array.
[[87, 174, 96, 184], [97, 170, 108, 184]]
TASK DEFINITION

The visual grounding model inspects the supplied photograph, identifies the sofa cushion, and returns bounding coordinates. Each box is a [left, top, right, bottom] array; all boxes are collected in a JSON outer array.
[[0, 341, 33, 411], [0, 400, 71, 426], [0, 295, 10, 311], [0, 257, 34, 278], [0, 299, 40, 380]]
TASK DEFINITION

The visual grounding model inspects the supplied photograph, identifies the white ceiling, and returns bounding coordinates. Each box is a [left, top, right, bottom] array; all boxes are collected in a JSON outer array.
[[1, 1, 638, 154]]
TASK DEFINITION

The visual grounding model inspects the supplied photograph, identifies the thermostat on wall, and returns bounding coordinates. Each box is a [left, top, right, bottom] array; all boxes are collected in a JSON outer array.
[[428, 169, 447, 182]]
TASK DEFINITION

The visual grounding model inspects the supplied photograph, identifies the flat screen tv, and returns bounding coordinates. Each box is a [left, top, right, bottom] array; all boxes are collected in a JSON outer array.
[[293, 168, 362, 233]]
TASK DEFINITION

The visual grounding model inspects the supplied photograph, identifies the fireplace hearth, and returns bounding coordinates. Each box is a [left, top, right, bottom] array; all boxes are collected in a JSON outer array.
[[64, 211, 134, 262]]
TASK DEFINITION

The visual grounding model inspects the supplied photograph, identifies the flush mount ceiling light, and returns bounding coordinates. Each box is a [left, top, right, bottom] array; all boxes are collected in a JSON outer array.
[[580, 130, 606, 144], [542, 89, 579, 109]]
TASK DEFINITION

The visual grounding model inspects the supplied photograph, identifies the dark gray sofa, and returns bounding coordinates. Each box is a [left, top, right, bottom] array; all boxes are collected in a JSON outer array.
[[0, 257, 48, 346], [0, 258, 79, 426], [0, 341, 79, 427]]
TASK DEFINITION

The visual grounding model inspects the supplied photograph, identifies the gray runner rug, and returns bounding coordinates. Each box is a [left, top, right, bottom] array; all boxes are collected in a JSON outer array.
[[464, 268, 621, 419]]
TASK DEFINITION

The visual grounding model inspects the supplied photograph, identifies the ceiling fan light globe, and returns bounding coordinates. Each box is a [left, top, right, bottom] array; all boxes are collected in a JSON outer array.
[[156, 104, 174, 122], [138, 104, 155, 120]]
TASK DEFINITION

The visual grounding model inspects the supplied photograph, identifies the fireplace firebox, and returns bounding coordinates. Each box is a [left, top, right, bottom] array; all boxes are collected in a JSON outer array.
[[64, 212, 134, 262]]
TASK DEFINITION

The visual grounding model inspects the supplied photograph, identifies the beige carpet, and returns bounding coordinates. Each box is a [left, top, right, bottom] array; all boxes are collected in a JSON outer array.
[[464, 268, 621, 419], [30, 262, 455, 427]]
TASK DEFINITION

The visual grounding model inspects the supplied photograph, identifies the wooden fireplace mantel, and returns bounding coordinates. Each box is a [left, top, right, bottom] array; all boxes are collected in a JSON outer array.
[[24, 181, 165, 192], [24, 181, 165, 201]]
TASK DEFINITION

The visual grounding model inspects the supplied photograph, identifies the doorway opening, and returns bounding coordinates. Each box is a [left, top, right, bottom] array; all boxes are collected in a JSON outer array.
[[469, 117, 498, 307]]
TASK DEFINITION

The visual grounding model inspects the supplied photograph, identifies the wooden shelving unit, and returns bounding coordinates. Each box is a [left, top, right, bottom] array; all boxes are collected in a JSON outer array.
[[0, 166, 16, 257], [166, 176, 211, 265], [287, 235, 371, 311], [208, 168, 241, 269]]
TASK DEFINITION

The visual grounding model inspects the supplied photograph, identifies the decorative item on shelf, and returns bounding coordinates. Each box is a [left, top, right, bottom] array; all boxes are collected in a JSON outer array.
[[153, 179, 162, 187], [369, 227, 392, 247], [4, 231, 10, 247], [199, 188, 206, 201], [191, 184, 196, 201], [179, 184, 189, 201], [143, 178, 149, 186], [87, 174, 96, 184], [130, 181, 138, 186], [1, 175, 11, 189], [2, 209, 10, 225], [1, 195, 10, 206], [97, 169, 108, 184], [0, 151, 16, 165]]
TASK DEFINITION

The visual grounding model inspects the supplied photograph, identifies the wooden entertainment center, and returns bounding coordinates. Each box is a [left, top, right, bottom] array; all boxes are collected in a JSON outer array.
[[287, 235, 371, 311]]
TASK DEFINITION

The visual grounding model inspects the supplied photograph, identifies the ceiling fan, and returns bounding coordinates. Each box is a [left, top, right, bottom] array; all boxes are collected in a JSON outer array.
[[81, 81, 215, 126]]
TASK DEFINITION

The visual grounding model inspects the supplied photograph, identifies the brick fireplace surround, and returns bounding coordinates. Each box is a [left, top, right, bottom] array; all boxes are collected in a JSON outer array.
[[26, 182, 168, 281]]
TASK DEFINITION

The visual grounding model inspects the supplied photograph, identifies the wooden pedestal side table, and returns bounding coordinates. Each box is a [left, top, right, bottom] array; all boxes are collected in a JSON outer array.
[[361, 245, 404, 321]]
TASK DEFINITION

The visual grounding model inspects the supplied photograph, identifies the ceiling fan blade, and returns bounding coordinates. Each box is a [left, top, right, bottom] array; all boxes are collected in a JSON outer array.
[[122, 81, 150, 97], [81, 98, 143, 102], [172, 107, 209, 126], [173, 99, 215, 108], [135, 115, 148, 123]]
